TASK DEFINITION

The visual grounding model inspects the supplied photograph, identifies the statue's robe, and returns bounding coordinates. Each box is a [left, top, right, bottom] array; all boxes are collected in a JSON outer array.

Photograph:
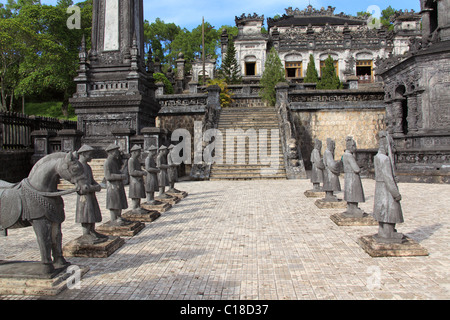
[[343, 151, 365, 203], [372, 152, 403, 224]]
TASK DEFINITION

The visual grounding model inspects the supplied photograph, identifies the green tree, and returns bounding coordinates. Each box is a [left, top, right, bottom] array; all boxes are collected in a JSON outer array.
[[219, 36, 241, 84], [304, 54, 319, 84], [259, 47, 286, 106], [169, 21, 220, 74], [0, 0, 92, 115], [316, 55, 343, 90], [144, 18, 182, 68]]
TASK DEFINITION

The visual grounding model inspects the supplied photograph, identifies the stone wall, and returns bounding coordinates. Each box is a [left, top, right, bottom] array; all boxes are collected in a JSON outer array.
[[292, 108, 385, 168]]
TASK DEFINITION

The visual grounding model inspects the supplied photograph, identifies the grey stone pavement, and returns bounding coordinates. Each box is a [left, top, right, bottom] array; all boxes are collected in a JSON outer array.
[[0, 177, 449, 300]]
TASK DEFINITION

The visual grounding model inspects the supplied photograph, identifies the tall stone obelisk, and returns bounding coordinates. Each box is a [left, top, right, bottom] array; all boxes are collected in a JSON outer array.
[[70, 0, 160, 154]]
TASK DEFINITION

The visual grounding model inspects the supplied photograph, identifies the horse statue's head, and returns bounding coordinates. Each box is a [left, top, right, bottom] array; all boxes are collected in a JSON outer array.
[[56, 152, 90, 195]]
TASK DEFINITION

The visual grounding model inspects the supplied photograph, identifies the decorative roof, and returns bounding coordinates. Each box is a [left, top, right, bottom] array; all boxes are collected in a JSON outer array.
[[267, 5, 366, 28], [235, 13, 265, 26]]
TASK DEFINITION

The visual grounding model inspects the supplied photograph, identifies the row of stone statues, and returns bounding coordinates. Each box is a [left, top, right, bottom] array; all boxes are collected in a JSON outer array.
[[309, 131, 404, 244], [75, 143, 184, 245]]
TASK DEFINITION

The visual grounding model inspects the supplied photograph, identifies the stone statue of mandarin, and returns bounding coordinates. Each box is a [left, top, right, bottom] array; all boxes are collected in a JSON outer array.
[[372, 131, 405, 243], [128, 145, 147, 213], [144, 145, 160, 205], [322, 138, 342, 201], [342, 137, 365, 217], [167, 144, 181, 193], [75, 144, 108, 244], [310, 138, 325, 191], [104, 143, 129, 226], [156, 145, 170, 199]]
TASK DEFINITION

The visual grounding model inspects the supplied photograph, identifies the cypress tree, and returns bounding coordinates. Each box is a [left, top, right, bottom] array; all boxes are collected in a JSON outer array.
[[317, 55, 343, 90], [220, 36, 241, 84], [304, 54, 319, 84], [260, 47, 286, 106]]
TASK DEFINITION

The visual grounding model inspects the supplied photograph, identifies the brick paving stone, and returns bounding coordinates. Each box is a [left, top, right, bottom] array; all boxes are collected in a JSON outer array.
[[0, 178, 449, 300]]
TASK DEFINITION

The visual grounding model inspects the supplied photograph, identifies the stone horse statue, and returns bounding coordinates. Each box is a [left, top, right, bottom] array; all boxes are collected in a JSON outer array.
[[0, 152, 89, 274]]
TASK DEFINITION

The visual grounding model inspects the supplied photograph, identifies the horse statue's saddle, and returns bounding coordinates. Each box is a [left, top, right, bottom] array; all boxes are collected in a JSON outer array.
[[0, 181, 24, 230], [0, 179, 65, 231]]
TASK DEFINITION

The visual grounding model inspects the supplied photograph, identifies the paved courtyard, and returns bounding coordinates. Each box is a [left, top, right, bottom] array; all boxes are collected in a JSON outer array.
[[0, 178, 449, 300]]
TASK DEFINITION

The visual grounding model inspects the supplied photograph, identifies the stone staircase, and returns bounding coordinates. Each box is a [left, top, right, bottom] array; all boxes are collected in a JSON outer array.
[[209, 107, 286, 180], [58, 158, 106, 190]]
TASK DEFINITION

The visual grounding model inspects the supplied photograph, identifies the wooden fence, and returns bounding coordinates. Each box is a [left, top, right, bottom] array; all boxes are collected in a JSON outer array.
[[0, 112, 77, 150]]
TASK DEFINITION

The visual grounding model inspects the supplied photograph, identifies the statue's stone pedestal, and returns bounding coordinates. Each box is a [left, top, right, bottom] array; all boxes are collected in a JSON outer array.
[[166, 190, 188, 199], [315, 198, 347, 209], [63, 236, 125, 258], [155, 194, 181, 205], [358, 235, 429, 257], [122, 208, 161, 222], [304, 190, 326, 198], [96, 221, 145, 237], [0, 261, 89, 296], [141, 201, 172, 213], [330, 212, 378, 226]]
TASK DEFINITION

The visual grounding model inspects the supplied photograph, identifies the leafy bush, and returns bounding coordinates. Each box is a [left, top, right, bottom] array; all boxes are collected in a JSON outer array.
[[207, 78, 233, 108], [153, 72, 174, 94]]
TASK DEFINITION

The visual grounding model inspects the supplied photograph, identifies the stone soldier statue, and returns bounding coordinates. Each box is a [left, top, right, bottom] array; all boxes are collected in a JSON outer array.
[[310, 139, 325, 191], [128, 145, 147, 213], [156, 145, 170, 199], [104, 143, 129, 226], [322, 138, 342, 201], [372, 131, 405, 243], [144, 145, 160, 205], [342, 137, 365, 217], [167, 144, 180, 193], [75, 145, 109, 244]]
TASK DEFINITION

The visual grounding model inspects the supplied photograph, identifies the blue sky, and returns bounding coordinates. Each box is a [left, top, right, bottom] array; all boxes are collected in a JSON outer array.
[[1, 0, 421, 30]]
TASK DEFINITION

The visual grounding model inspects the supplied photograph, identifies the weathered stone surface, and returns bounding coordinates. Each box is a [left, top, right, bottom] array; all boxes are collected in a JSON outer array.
[[0, 262, 89, 296], [314, 198, 347, 209], [63, 236, 125, 258], [155, 194, 180, 205], [304, 190, 326, 198], [96, 221, 145, 237], [122, 209, 161, 222], [330, 212, 377, 226], [358, 235, 429, 257], [166, 191, 188, 199], [141, 201, 172, 213]]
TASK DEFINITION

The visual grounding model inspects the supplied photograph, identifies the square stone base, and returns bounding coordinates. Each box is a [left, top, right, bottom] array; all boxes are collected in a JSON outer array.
[[0, 262, 89, 296], [315, 198, 347, 209], [358, 235, 429, 257], [330, 212, 378, 226], [63, 236, 125, 258], [122, 209, 161, 222], [141, 201, 172, 213], [304, 190, 326, 198], [96, 221, 145, 237], [155, 194, 181, 205], [166, 190, 188, 199]]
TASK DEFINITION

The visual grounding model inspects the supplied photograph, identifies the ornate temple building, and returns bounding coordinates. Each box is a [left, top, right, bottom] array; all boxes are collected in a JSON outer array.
[[222, 5, 422, 85], [376, 0, 450, 183]]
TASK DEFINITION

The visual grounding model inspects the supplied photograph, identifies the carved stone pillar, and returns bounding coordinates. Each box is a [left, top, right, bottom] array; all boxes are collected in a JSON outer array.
[[384, 101, 395, 134], [392, 98, 405, 136], [406, 93, 418, 132]]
